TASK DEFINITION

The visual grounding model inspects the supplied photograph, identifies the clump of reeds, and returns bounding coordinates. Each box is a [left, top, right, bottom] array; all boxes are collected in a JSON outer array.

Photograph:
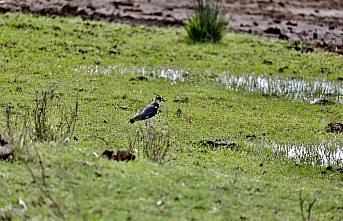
[[185, 0, 227, 43], [129, 120, 172, 163]]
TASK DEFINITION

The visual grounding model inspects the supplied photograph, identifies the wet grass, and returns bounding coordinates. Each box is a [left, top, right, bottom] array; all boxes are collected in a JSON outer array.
[[0, 12, 342, 220], [74, 65, 343, 103]]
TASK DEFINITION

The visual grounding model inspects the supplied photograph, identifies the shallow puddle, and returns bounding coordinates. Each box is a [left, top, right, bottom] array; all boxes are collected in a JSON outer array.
[[75, 65, 343, 103], [255, 140, 343, 167], [218, 73, 343, 103]]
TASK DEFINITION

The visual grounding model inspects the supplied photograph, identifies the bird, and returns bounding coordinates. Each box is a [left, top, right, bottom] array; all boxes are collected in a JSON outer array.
[[129, 95, 165, 124]]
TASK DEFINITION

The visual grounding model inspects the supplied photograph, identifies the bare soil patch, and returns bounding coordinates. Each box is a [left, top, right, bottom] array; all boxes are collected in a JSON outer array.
[[326, 122, 343, 133], [101, 149, 136, 161]]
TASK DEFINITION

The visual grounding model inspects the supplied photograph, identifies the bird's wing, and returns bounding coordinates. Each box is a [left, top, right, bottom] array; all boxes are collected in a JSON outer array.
[[140, 104, 158, 119], [131, 104, 157, 121]]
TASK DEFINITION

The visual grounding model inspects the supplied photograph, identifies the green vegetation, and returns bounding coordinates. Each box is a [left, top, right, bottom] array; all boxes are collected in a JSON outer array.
[[185, 0, 227, 43], [0, 12, 342, 220], [129, 121, 172, 163]]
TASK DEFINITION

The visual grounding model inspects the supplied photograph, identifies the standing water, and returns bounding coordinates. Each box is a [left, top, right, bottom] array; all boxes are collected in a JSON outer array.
[[75, 65, 343, 103]]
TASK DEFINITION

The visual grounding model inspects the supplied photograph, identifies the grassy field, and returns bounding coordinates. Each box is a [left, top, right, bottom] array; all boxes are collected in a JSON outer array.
[[0, 12, 342, 220]]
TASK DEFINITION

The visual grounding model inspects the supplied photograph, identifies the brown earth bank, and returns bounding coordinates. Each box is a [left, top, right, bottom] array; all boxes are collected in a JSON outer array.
[[0, 0, 342, 54]]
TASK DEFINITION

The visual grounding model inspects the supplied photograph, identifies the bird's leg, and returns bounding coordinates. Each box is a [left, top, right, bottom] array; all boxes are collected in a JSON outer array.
[[147, 118, 152, 128]]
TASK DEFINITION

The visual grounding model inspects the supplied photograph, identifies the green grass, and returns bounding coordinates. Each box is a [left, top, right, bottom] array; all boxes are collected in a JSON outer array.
[[0, 12, 342, 220]]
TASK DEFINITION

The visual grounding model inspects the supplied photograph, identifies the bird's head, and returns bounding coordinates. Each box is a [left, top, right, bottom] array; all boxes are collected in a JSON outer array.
[[154, 94, 165, 102]]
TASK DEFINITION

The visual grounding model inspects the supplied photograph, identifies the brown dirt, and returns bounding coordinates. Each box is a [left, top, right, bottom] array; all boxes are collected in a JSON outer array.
[[0, 134, 8, 146], [199, 140, 236, 150], [129, 76, 148, 81], [0, 134, 13, 160], [0, 0, 342, 53], [326, 122, 343, 133], [174, 96, 189, 103], [0, 147, 13, 160], [310, 98, 336, 105], [101, 149, 136, 161]]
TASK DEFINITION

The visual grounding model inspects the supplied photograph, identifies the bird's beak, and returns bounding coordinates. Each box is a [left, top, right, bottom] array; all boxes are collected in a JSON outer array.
[[161, 98, 166, 102]]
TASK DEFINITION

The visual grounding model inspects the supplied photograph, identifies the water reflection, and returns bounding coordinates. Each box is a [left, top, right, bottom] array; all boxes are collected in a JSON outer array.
[[259, 140, 343, 167], [75, 65, 343, 103]]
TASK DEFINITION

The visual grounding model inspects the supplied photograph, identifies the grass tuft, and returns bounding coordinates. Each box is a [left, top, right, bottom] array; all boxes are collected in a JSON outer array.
[[129, 121, 172, 163], [32, 87, 78, 142], [185, 0, 227, 43]]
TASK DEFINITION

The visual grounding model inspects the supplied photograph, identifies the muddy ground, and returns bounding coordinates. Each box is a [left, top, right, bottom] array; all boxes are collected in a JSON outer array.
[[0, 0, 342, 54]]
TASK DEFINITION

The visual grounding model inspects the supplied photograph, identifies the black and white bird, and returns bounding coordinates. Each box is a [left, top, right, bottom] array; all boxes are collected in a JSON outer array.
[[129, 95, 165, 124]]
